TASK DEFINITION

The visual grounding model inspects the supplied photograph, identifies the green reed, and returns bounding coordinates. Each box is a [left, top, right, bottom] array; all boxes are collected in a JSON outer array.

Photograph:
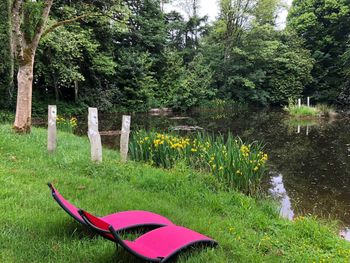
[[129, 130, 268, 195]]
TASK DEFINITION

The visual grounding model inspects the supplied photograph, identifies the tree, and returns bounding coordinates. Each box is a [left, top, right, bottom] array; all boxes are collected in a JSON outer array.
[[202, 0, 313, 105], [0, 0, 14, 109], [11, 0, 55, 132], [10, 0, 125, 133], [218, 0, 256, 60], [253, 0, 281, 26], [287, 0, 350, 102], [338, 45, 350, 106], [35, 25, 98, 103]]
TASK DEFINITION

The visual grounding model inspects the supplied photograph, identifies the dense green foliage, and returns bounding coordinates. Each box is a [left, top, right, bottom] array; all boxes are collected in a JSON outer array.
[[32, 0, 214, 112], [130, 131, 268, 195], [1, 125, 350, 262], [288, 0, 350, 104], [2, 0, 350, 112], [0, 0, 13, 109]]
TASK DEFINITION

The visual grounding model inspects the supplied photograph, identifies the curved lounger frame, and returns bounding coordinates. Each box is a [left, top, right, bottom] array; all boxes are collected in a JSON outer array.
[[48, 183, 174, 236], [48, 182, 85, 225], [79, 210, 218, 262]]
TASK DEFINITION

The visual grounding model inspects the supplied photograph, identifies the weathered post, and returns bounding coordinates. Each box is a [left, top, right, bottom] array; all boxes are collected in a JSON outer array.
[[297, 125, 301, 134], [120, 115, 131, 162], [306, 125, 309, 136], [307, 97, 310, 107], [88, 108, 102, 163], [298, 99, 301, 108], [48, 105, 57, 153]]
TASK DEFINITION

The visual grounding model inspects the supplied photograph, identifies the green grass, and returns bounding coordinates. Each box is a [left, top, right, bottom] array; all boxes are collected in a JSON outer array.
[[0, 125, 349, 262], [284, 103, 336, 118], [284, 105, 319, 117]]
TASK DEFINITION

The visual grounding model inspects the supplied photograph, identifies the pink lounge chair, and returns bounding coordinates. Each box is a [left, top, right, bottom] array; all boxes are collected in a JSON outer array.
[[79, 209, 218, 262], [48, 183, 174, 236]]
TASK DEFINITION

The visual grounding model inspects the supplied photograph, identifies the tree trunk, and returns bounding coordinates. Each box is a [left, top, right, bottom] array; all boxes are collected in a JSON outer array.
[[74, 80, 79, 102], [14, 54, 34, 133]]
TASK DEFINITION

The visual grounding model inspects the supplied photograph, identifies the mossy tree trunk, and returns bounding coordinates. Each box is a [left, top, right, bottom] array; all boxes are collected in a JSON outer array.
[[14, 50, 35, 133], [11, 0, 53, 133], [11, 0, 99, 133]]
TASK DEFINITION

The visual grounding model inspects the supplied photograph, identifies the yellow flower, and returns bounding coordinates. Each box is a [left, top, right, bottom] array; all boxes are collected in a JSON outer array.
[[191, 148, 197, 153], [253, 166, 259, 172], [262, 153, 268, 162], [219, 166, 224, 171]]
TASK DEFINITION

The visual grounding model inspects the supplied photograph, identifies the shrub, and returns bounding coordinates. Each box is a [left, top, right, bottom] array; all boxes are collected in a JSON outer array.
[[129, 131, 268, 195]]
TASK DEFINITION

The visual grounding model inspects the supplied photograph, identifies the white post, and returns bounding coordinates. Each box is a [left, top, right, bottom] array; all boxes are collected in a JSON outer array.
[[88, 108, 102, 163], [297, 125, 301, 134], [120, 115, 131, 162], [307, 97, 310, 107], [298, 99, 301, 108], [48, 105, 57, 153], [306, 125, 309, 136]]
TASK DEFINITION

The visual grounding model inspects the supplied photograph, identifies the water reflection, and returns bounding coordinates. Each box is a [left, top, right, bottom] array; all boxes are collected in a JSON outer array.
[[340, 228, 350, 242], [269, 173, 294, 220]]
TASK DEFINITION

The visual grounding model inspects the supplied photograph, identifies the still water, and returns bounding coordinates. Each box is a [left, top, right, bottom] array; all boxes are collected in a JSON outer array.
[[74, 108, 350, 240]]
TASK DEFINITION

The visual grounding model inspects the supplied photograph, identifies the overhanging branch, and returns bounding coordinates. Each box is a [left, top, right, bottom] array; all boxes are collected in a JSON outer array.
[[41, 11, 125, 39], [42, 13, 94, 38]]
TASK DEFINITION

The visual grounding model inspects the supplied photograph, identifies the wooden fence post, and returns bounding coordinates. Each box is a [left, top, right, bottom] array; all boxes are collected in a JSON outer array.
[[297, 125, 301, 134], [307, 97, 310, 107], [120, 115, 131, 162], [48, 105, 57, 153], [298, 99, 301, 108], [88, 107, 102, 163]]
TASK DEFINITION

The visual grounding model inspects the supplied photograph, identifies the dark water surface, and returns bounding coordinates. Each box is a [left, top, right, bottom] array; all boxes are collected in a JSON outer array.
[[71, 108, 350, 240]]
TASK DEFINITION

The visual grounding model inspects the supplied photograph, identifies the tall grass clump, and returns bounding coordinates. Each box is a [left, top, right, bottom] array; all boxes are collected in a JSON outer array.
[[129, 130, 268, 195], [315, 104, 336, 117], [284, 104, 319, 117]]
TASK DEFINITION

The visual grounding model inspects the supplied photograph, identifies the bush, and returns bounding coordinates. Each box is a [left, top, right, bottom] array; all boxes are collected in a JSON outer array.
[[129, 131, 268, 195]]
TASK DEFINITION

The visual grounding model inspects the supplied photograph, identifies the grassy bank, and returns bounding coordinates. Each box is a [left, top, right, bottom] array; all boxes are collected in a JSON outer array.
[[0, 125, 349, 262]]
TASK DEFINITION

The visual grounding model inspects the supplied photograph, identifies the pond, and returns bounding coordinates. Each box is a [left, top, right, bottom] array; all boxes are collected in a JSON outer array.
[[45, 107, 350, 240]]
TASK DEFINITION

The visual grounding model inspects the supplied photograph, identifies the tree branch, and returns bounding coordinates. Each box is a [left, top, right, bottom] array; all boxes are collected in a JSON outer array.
[[41, 13, 94, 38], [12, 0, 24, 61], [41, 11, 125, 39], [30, 0, 54, 49]]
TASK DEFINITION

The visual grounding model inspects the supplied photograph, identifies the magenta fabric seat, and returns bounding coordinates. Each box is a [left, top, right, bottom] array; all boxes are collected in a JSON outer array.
[[79, 210, 218, 262], [48, 183, 174, 234]]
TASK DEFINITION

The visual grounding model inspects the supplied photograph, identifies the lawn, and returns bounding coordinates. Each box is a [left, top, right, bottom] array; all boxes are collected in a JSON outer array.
[[0, 125, 349, 262]]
